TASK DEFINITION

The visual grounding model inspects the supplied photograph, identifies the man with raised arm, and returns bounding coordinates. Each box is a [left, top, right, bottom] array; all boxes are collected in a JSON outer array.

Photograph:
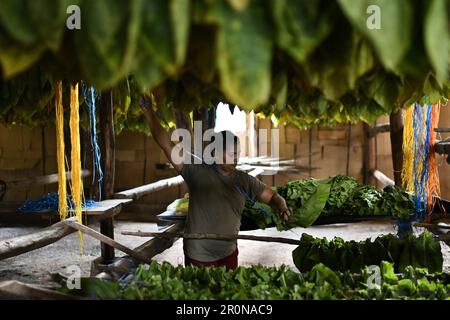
[[141, 100, 292, 270]]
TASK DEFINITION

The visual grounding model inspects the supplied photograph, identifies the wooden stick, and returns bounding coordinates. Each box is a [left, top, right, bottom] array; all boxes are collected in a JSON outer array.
[[5, 170, 91, 190], [122, 231, 302, 246], [64, 220, 152, 264], [113, 175, 185, 200], [412, 222, 450, 230], [368, 124, 390, 137], [389, 111, 404, 186], [133, 223, 185, 259]]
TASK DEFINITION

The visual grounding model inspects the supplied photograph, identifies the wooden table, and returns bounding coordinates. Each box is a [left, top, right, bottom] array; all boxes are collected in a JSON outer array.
[[0, 199, 132, 261]]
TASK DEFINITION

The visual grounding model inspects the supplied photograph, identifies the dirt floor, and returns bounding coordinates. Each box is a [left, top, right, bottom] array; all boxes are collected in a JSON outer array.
[[1, 220, 449, 287]]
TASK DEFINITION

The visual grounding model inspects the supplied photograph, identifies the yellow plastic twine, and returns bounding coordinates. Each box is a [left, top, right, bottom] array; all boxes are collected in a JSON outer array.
[[401, 106, 414, 192], [55, 81, 68, 220], [69, 83, 84, 250]]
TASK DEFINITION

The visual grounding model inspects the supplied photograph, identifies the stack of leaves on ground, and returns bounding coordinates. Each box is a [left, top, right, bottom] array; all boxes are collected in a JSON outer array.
[[59, 260, 450, 300], [292, 232, 443, 273]]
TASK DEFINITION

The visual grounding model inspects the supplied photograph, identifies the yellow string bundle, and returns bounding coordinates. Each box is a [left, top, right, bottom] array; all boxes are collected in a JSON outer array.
[[401, 106, 414, 192], [69, 83, 84, 247], [55, 81, 67, 220]]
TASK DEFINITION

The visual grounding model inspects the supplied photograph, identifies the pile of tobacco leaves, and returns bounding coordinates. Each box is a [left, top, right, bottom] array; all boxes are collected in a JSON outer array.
[[292, 232, 443, 273], [242, 174, 416, 230], [59, 260, 450, 300]]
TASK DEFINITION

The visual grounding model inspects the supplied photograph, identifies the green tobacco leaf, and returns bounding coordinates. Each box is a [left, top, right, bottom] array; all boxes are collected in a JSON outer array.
[[338, 0, 413, 71], [361, 73, 400, 112], [215, 1, 273, 108], [0, 37, 45, 78], [271, 0, 335, 62], [27, 0, 73, 51], [134, 0, 190, 91], [296, 178, 332, 227], [424, 0, 449, 84], [0, 0, 37, 45], [75, 0, 141, 89]]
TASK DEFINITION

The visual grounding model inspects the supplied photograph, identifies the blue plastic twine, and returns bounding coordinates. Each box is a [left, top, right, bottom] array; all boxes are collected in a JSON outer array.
[[234, 185, 273, 218], [83, 85, 103, 201]]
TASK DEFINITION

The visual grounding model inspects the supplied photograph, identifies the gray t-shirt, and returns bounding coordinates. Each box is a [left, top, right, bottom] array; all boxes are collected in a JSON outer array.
[[181, 164, 266, 262]]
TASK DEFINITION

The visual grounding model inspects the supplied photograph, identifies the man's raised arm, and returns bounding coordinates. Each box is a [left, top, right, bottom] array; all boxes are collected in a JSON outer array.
[[140, 100, 184, 173]]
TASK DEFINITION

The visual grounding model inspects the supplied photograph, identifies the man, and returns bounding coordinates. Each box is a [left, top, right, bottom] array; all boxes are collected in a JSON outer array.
[[141, 103, 292, 270]]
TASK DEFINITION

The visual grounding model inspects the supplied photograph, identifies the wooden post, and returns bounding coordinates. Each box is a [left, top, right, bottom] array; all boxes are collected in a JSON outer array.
[[389, 111, 403, 186], [308, 128, 313, 178], [99, 90, 116, 263], [362, 123, 371, 185], [346, 123, 351, 176]]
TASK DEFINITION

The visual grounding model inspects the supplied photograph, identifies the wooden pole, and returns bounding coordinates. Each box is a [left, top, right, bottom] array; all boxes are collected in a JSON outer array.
[[122, 231, 303, 246], [308, 128, 313, 178], [346, 123, 351, 176], [389, 111, 403, 186], [362, 123, 371, 185], [63, 221, 152, 264], [99, 90, 116, 262]]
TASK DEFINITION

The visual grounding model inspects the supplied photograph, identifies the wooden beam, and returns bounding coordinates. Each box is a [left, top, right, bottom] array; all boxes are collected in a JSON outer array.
[[372, 169, 395, 186], [99, 90, 116, 262], [122, 231, 303, 246], [113, 175, 185, 200], [435, 128, 450, 133], [389, 111, 404, 186], [368, 124, 390, 137], [346, 123, 351, 175], [0, 280, 79, 300], [4, 170, 91, 190], [0, 200, 128, 261], [63, 220, 152, 264], [133, 223, 184, 259], [362, 123, 371, 185]]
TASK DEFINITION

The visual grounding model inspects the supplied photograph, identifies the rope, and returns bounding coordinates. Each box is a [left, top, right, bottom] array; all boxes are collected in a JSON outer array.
[[401, 102, 441, 227], [69, 83, 84, 250], [234, 185, 273, 219], [82, 84, 103, 201]]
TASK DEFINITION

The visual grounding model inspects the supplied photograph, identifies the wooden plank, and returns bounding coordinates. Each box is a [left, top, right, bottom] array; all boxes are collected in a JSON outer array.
[[389, 111, 404, 186], [0, 200, 126, 261], [63, 220, 152, 264], [4, 170, 91, 190], [0, 280, 79, 300], [73, 199, 132, 216], [123, 231, 303, 245], [368, 124, 390, 137], [133, 223, 184, 259], [435, 128, 450, 133], [113, 175, 185, 200], [362, 123, 371, 185], [0, 199, 132, 227]]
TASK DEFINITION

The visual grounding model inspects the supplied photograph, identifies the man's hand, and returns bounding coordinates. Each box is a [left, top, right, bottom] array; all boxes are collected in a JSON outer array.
[[140, 95, 184, 173], [259, 186, 292, 223]]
